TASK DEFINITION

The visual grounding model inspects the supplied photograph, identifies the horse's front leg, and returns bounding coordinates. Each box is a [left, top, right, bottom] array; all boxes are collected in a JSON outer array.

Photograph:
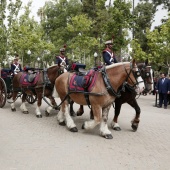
[[10, 91, 18, 112], [35, 91, 43, 118], [82, 105, 101, 130], [76, 105, 84, 116], [111, 101, 122, 131], [20, 92, 29, 114], [69, 99, 76, 117], [100, 105, 113, 139], [45, 95, 57, 117], [128, 99, 141, 132], [57, 100, 78, 132]]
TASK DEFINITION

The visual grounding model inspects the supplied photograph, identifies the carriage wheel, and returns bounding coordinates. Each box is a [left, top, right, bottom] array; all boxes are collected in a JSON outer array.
[[0, 78, 7, 108], [26, 94, 37, 104]]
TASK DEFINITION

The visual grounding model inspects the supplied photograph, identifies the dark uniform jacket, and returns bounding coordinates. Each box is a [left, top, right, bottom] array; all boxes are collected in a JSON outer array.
[[102, 48, 118, 65]]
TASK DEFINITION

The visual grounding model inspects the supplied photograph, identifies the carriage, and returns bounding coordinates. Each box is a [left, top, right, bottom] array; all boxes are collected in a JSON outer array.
[[0, 67, 37, 108]]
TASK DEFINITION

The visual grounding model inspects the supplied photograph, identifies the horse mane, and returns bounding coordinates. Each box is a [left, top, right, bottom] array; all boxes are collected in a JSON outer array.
[[106, 62, 130, 70], [47, 64, 58, 69]]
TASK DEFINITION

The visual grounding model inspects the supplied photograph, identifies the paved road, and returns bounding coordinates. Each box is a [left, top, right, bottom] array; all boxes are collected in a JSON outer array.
[[0, 94, 170, 170]]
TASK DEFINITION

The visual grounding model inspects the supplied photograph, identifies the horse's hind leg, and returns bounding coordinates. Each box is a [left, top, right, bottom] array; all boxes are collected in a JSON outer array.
[[20, 92, 29, 114], [100, 105, 113, 139], [128, 99, 141, 132], [57, 100, 78, 132], [111, 102, 122, 131]]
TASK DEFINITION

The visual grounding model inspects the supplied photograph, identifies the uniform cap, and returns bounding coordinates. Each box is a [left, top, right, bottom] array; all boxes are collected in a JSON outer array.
[[104, 40, 113, 45], [60, 48, 65, 52]]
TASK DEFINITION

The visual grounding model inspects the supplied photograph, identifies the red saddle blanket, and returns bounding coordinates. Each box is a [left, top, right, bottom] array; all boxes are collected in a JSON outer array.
[[20, 73, 40, 86], [69, 69, 98, 92]]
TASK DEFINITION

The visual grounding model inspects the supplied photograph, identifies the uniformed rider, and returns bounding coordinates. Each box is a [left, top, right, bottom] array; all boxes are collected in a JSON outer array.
[[11, 56, 22, 75], [56, 48, 69, 69], [102, 40, 118, 65]]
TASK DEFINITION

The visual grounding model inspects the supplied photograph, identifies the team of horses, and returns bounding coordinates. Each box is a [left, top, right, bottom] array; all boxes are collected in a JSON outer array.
[[9, 59, 153, 139]]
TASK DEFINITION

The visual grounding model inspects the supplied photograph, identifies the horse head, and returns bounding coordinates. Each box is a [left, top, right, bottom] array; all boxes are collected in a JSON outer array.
[[47, 64, 65, 84], [137, 60, 154, 94]]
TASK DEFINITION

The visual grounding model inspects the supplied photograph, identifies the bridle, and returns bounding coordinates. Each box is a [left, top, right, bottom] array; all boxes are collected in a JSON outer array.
[[139, 64, 153, 93], [101, 62, 141, 97], [124, 63, 141, 88]]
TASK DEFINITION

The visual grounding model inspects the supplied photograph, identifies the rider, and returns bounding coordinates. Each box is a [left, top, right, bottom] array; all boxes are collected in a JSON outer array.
[[102, 40, 118, 65], [11, 55, 22, 75], [56, 48, 69, 69]]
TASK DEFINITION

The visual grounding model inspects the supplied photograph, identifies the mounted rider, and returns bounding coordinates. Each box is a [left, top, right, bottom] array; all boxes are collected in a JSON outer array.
[[102, 40, 118, 65], [56, 48, 69, 70], [11, 55, 22, 75]]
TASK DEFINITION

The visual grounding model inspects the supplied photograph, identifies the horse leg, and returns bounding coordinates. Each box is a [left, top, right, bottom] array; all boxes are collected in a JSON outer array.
[[82, 105, 101, 130], [10, 91, 18, 112], [128, 99, 141, 132], [69, 100, 76, 117], [20, 92, 29, 114], [76, 105, 84, 116], [45, 95, 57, 117], [100, 105, 113, 139], [82, 105, 112, 139], [111, 102, 122, 131], [35, 92, 42, 118], [57, 100, 78, 132]]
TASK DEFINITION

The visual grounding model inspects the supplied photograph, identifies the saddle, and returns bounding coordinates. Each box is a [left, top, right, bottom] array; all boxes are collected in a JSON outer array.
[[27, 72, 36, 82], [69, 69, 98, 92], [20, 72, 40, 86]]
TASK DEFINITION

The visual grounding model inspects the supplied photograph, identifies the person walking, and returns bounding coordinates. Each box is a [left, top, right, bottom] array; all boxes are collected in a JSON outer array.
[[156, 73, 170, 109], [102, 40, 118, 65]]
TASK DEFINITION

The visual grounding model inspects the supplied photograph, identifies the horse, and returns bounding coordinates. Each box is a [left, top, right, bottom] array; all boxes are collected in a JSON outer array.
[[137, 60, 154, 94], [75, 59, 154, 131], [10, 65, 64, 118], [54, 59, 141, 139]]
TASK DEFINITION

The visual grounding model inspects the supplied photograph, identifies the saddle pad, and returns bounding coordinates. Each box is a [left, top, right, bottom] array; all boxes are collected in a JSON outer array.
[[69, 69, 98, 92], [20, 72, 40, 86]]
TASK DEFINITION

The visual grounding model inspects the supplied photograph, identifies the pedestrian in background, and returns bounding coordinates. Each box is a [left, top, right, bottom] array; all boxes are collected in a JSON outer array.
[[156, 73, 170, 109]]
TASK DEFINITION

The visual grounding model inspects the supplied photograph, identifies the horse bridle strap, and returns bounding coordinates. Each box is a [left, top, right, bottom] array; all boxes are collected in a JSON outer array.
[[101, 67, 121, 98]]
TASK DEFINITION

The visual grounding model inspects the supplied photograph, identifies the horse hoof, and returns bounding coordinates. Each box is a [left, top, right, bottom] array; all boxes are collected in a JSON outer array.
[[131, 124, 138, 132], [11, 108, 16, 112], [113, 127, 121, 131], [104, 134, 113, 139], [23, 111, 29, 114], [82, 123, 85, 129], [59, 121, 66, 126], [70, 127, 78, 132], [45, 111, 50, 117], [77, 110, 84, 116], [36, 115, 42, 118], [70, 111, 76, 117]]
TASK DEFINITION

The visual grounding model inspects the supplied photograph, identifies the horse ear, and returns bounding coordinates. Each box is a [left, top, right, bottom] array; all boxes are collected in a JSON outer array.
[[132, 58, 136, 65], [145, 59, 148, 65]]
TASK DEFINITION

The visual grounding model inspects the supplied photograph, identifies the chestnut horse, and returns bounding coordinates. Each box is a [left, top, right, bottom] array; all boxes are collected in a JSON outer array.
[[54, 60, 140, 139], [10, 65, 64, 117], [76, 60, 153, 131]]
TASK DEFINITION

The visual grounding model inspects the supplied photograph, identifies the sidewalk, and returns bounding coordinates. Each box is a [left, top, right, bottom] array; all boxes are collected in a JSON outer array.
[[0, 95, 170, 170]]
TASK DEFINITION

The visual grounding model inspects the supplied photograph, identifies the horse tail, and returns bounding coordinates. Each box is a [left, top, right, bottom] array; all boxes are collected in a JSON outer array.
[[53, 86, 59, 98]]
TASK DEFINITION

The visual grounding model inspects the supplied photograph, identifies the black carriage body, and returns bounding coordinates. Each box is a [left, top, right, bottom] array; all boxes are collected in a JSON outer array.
[[0, 68, 37, 107]]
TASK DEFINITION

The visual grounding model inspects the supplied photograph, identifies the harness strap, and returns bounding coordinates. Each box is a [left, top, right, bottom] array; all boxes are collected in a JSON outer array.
[[101, 66, 121, 98]]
